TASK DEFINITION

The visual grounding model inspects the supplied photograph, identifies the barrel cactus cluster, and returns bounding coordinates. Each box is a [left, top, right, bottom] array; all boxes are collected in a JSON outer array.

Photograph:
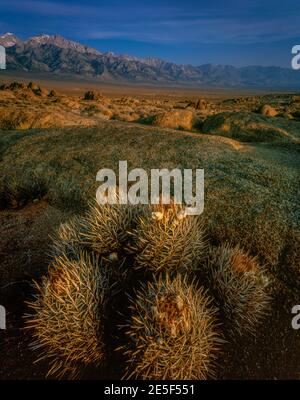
[[121, 274, 221, 380], [201, 244, 270, 337], [26, 251, 109, 378], [25, 197, 271, 379]]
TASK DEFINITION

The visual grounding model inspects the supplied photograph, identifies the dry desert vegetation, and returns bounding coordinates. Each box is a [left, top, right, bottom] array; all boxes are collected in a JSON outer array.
[[0, 80, 299, 380]]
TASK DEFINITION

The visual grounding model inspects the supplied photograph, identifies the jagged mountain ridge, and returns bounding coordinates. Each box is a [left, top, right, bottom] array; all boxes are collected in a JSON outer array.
[[1, 32, 300, 88]]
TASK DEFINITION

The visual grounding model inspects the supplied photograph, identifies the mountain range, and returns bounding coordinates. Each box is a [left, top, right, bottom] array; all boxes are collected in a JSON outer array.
[[1, 32, 300, 88]]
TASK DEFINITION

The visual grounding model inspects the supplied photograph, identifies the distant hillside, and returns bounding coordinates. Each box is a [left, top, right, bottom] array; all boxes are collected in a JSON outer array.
[[1, 32, 300, 88]]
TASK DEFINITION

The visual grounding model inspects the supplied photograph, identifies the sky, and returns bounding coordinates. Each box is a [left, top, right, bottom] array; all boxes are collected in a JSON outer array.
[[0, 0, 299, 67]]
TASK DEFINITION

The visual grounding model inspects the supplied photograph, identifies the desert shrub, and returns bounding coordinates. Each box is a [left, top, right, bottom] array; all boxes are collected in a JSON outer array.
[[82, 104, 100, 114], [0, 174, 48, 209], [47, 178, 87, 211], [204, 193, 288, 268], [277, 228, 300, 288], [0, 109, 35, 130], [292, 110, 300, 119]]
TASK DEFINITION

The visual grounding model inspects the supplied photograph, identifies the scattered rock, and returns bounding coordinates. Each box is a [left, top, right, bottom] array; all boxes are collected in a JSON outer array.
[[0, 82, 26, 91], [202, 111, 299, 142], [152, 110, 196, 131], [291, 95, 300, 103], [27, 82, 45, 96], [259, 104, 278, 117], [195, 98, 209, 110], [292, 111, 300, 120], [48, 89, 57, 97], [83, 90, 102, 101], [57, 96, 81, 109], [0, 108, 97, 130]]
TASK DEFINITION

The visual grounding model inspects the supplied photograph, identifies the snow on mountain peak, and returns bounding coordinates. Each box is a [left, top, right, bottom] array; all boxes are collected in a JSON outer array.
[[0, 32, 20, 47]]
